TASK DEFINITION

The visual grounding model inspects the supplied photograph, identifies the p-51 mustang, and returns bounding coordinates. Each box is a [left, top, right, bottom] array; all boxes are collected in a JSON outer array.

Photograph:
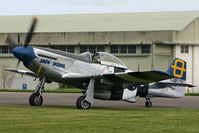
[[4, 17, 194, 109]]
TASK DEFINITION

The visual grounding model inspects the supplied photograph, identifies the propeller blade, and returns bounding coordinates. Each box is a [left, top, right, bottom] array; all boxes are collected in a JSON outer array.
[[24, 16, 39, 47], [3, 33, 17, 49], [16, 60, 20, 69]]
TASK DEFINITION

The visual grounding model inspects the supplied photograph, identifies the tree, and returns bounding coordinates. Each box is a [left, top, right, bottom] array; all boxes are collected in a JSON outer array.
[[0, 65, 10, 89]]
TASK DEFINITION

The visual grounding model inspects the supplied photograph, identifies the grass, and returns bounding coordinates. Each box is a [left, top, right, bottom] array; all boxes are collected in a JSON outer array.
[[185, 93, 199, 96], [0, 106, 199, 133], [0, 88, 82, 93]]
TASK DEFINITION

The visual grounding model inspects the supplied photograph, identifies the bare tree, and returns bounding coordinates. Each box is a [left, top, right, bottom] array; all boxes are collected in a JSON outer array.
[[0, 65, 10, 89]]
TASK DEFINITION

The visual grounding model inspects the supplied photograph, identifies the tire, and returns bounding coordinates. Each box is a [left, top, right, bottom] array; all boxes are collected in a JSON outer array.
[[149, 101, 152, 107], [29, 93, 43, 106], [145, 100, 152, 108], [76, 95, 91, 109]]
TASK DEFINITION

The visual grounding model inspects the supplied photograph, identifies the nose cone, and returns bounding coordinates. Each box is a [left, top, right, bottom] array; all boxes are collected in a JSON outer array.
[[12, 46, 37, 66], [13, 46, 28, 61]]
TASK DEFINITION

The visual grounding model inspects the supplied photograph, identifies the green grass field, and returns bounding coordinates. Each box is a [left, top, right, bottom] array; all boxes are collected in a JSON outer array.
[[0, 106, 199, 133], [185, 93, 199, 96]]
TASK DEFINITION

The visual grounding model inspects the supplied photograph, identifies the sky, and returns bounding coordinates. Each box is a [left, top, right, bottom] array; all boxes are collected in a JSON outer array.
[[0, 0, 199, 16]]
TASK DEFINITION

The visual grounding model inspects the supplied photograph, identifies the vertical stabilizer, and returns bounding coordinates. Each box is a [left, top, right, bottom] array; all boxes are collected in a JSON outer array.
[[167, 58, 186, 81]]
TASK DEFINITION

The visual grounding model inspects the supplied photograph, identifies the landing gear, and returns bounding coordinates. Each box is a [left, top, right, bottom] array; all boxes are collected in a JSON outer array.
[[145, 98, 152, 108], [76, 79, 95, 109], [76, 95, 91, 109], [29, 78, 46, 106], [29, 93, 43, 106]]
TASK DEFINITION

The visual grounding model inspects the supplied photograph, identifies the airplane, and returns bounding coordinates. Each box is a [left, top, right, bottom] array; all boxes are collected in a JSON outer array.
[[4, 16, 194, 109]]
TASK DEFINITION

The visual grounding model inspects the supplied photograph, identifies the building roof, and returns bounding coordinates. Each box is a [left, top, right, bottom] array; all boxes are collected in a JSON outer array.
[[0, 11, 199, 33]]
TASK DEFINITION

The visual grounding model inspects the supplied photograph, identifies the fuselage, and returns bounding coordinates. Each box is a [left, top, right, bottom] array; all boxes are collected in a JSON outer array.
[[12, 46, 186, 100], [13, 46, 128, 88]]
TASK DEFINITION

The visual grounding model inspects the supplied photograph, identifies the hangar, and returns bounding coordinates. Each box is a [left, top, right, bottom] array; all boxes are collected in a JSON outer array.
[[0, 11, 199, 92]]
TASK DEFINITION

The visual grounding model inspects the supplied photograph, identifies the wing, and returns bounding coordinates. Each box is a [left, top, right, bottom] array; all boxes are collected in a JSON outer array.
[[5, 68, 36, 77], [104, 70, 174, 84], [6, 67, 174, 85], [62, 70, 174, 85]]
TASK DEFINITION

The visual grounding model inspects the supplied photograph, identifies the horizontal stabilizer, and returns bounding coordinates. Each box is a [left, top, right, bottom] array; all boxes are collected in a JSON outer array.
[[154, 82, 195, 88]]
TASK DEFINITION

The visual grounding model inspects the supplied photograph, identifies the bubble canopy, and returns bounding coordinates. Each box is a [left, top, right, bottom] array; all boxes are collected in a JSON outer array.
[[94, 52, 127, 69]]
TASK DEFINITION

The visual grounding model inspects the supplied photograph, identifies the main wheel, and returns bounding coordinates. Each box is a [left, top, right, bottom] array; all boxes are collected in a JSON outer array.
[[76, 95, 91, 109], [145, 100, 152, 108], [29, 93, 43, 106], [149, 101, 152, 107]]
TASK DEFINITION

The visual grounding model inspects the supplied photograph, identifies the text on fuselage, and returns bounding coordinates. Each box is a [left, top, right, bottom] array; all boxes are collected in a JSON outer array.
[[40, 59, 65, 68]]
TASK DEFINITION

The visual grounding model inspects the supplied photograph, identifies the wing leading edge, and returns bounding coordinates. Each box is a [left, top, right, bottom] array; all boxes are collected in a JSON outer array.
[[5, 68, 36, 77]]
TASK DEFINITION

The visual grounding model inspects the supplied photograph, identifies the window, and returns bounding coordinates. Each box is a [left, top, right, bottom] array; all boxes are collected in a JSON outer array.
[[142, 45, 151, 54], [80, 46, 87, 53], [119, 46, 127, 53], [181, 45, 188, 53], [89, 46, 96, 53], [128, 45, 136, 53], [2, 47, 9, 54], [67, 46, 75, 53], [59, 46, 67, 51], [50, 45, 74, 53], [0, 46, 11, 54], [50, 46, 59, 50], [80, 46, 105, 53], [97, 46, 105, 52], [110, 45, 136, 54], [110, 46, 118, 53]]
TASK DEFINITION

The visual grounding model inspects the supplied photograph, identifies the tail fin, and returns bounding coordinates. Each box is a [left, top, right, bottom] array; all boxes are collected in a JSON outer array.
[[167, 58, 186, 81]]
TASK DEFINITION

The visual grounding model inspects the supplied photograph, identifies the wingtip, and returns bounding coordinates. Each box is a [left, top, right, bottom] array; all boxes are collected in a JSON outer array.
[[4, 68, 13, 71]]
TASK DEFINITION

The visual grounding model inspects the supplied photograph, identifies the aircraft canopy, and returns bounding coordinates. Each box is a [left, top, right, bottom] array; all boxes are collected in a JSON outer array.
[[96, 52, 127, 69]]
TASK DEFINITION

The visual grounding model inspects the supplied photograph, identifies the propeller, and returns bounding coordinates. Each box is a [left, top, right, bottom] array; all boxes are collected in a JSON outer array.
[[3, 33, 18, 49], [24, 16, 39, 47], [3, 33, 19, 89], [3, 16, 39, 88], [16, 60, 20, 69], [3, 16, 39, 48]]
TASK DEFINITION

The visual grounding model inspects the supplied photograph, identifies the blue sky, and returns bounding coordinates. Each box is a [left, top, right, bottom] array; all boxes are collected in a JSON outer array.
[[0, 0, 199, 15]]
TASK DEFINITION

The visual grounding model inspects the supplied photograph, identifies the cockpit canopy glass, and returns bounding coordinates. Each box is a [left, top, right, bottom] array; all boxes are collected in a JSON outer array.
[[93, 52, 127, 69]]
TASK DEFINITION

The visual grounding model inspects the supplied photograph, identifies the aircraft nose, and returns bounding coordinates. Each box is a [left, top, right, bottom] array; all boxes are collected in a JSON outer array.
[[12, 46, 27, 61], [12, 46, 37, 66]]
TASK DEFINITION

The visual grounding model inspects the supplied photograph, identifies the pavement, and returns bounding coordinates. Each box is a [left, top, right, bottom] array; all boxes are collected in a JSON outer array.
[[0, 92, 198, 108]]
